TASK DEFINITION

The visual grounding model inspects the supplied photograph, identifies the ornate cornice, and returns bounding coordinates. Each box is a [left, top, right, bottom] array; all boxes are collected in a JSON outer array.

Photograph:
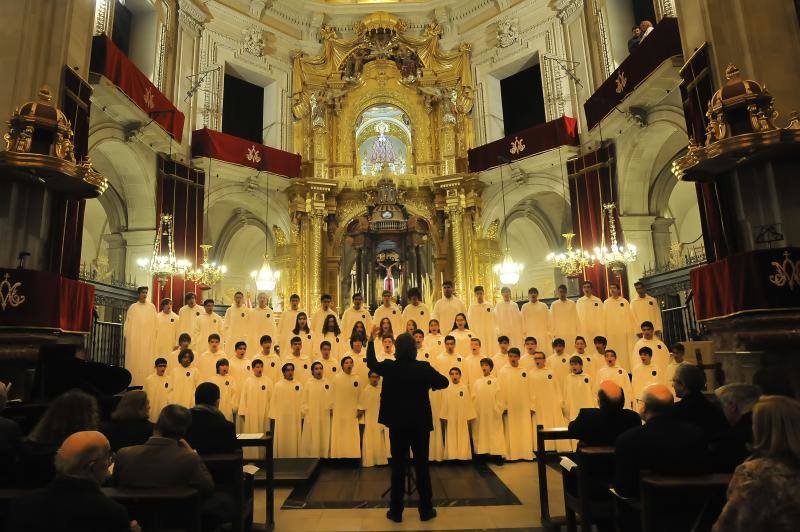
[[178, 0, 212, 35], [555, 0, 584, 22]]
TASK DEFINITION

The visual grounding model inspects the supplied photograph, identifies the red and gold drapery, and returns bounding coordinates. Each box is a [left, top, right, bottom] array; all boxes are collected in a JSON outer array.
[[191, 128, 301, 178]]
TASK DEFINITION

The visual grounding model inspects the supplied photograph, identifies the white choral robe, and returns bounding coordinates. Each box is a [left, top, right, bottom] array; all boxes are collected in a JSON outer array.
[[522, 301, 552, 352], [630, 294, 663, 333], [210, 374, 238, 421], [631, 363, 665, 403], [197, 350, 226, 383], [417, 347, 435, 367], [239, 375, 271, 458], [563, 372, 596, 421], [252, 353, 282, 384], [530, 367, 569, 451], [124, 301, 158, 385], [401, 303, 431, 332], [449, 329, 474, 361], [330, 372, 362, 458], [491, 353, 509, 376], [546, 353, 572, 382], [292, 331, 314, 358], [441, 382, 476, 460], [576, 295, 605, 344], [347, 350, 369, 378], [314, 332, 345, 360], [197, 312, 224, 351], [154, 311, 179, 358], [171, 365, 198, 408], [575, 352, 600, 378], [435, 353, 464, 378], [300, 377, 333, 458], [424, 333, 446, 357], [495, 300, 524, 350], [276, 308, 303, 355], [520, 353, 537, 371], [283, 354, 312, 384], [432, 295, 467, 333], [372, 304, 403, 336], [310, 307, 339, 336], [340, 307, 373, 340], [603, 296, 637, 370], [461, 354, 484, 388], [228, 356, 252, 408], [143, 372, 172, 423], [177, 303, 202, 350], [248, 305, 277, 355], [631, 337, 669, 372], [360, 383, 390, 467], [270, 378, 303, 458], [597, 365, 635, 410], [429, 388, 447, 461], [223, 304, 250, 352], [467, 302, 498, 350], [470, 376, 505, 456], [314, 356, 341, 380], [499, 365, 535, 460], [549, 299, 579, 345]]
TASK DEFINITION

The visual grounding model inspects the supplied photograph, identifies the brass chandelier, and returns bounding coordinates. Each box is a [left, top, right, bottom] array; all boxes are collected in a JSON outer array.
[[594, 202, 637, 273], [137, 214, 191, 288], [547, 232, 596, 278]]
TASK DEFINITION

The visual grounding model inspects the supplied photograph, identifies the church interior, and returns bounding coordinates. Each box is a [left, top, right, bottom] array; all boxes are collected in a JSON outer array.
[[1, 0, 799, 531]]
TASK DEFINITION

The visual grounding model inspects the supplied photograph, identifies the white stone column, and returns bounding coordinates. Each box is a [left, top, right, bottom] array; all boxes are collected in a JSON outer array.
[[651, 217, 674, 269], [619, 214, 656, 291], [122, 229, 158, 293], [103, 232, 128, 280]]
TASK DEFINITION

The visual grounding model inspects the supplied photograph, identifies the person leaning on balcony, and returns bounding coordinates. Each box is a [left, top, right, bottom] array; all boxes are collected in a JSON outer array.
[[628, 25, 642, 53], [639, 20, 654, 42]]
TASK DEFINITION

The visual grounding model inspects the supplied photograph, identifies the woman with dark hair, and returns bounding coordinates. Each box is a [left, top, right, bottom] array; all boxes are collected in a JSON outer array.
[[713, 395, 800, 532], [22, 389, 100, 487], [100, 390, 154, 451], [405, 319, 418, 336], [450, 313, 473, 358], [317, 314, 343, 358], [350, 321, 368, 343], [292, 312, 313, 357], [372, 317, 395, 355]]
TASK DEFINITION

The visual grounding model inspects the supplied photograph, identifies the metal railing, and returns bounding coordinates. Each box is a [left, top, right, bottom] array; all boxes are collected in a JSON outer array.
[[86, 320, 125, 367], [660, 294, 700, 348]]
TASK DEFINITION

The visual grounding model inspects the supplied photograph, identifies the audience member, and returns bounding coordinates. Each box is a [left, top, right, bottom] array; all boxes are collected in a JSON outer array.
[[712, 395, 800, 532], [639, 20, 654, 41], [184, 382, 238, 454], [712, 383, 761, 472], [0, 382, 22, 487], [627, 25, 641, 53], [568, 381, 641, 446], [8, 431, 137, 532], [22, 389, 99, 487], [614, 384, 708, 497], [671, 364, 728, 441], [100, 390, 154, 452]]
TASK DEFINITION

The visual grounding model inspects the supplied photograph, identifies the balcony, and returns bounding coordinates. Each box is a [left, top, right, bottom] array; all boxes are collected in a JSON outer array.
[[191, 128, 301, 180], [584, 17, 683, 131], [89, 35, 185, 152]]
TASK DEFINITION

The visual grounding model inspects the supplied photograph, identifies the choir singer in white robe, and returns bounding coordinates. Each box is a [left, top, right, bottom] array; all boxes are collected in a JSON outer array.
[[177, 292, 202, 351], [530, 352, 569, 451], [631, 281, 663, 336], [360, 371, 390, 466], [470, 358, 506, 458], [171, 349, 198, 408], [310, 294, 339, 336], [522, 288, 551, 353], [466, 286, 498, 349], [431, 280, 466, 336], [276, 294, 303, 355], [154, 298, 179, 359], [197, 299, 224, 358], [576, 281, 604, 345], [550, 285, 579, 347], [603, 282, 637, 370], [239, 359, 272, 458], [401, 287, 430, 331], [300, 362, 333, 458], [248, 292, 277, 356], [495, 287, 524, 350], [124, 286, 158, 385], [341, 293, 372, 341], [269, 363, 303, 458], [596, 349, 635, 410], [223, 291, 250, 353], [330, 356, 362, 458], [440, 367, 476, 460], [143, 357, 172, 422], [499, 349, 535, 461], [373, 291, 403, 336]]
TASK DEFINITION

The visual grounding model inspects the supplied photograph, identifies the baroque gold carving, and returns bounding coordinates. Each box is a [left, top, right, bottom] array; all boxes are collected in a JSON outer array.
[[0, 273, 26, 311]]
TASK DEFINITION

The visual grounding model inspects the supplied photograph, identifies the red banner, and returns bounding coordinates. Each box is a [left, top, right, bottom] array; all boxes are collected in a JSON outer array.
[[90, 34, 185, 140], [467, 116, 579, 172], [191, 128, 301, 178], [0, 269, 94, 333]]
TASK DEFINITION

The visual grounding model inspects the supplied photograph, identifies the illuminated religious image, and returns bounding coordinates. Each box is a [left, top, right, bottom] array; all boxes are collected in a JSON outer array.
[[356, 104, 412, 176]]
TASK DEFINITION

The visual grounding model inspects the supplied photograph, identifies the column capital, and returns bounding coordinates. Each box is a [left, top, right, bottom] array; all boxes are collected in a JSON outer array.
[[619, 214, 657, 232]]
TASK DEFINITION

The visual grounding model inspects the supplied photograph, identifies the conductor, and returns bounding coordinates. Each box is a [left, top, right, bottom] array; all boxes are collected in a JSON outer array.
[[367, 326, 449, 523]]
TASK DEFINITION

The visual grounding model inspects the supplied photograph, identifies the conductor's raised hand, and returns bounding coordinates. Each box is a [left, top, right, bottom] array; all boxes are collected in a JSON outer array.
[[370, 324, 381, 341]]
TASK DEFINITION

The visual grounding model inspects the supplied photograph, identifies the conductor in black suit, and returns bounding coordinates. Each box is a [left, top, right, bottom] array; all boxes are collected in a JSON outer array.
[[367, 326, 449, 523]]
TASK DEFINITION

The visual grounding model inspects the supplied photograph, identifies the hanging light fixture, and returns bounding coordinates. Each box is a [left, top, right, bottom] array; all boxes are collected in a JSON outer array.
[[493, 161, 523, 285], [594, 202, 637, 273], [137, 214, 191, 289], [250, 172, 280, 291], [546, 149, 596, 277], [185, 161, 226, 288]]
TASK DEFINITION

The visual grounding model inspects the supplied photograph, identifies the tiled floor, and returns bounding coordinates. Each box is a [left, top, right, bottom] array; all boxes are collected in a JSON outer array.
[[252, 461, 565, 531]]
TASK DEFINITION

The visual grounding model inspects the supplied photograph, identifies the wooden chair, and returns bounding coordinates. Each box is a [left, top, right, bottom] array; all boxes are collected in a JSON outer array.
[[560, 446, 616, 532], [103, 486, 201, 532], [639, 474, 731, 532], [202, 450, 254, 532], [535, 425, 574, 529]]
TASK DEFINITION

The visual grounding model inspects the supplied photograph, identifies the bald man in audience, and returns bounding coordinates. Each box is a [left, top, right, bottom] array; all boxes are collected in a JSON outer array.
[[8, 431, 137, 531], [568, 381, 641, 446], [614, 384, 708, 497]]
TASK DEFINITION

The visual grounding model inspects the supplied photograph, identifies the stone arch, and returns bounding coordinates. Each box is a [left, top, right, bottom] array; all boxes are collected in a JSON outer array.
[[480, 171, 570, 234]]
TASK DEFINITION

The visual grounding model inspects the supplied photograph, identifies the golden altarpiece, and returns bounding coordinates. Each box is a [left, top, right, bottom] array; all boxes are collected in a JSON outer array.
[[272, 12, 502, 311]]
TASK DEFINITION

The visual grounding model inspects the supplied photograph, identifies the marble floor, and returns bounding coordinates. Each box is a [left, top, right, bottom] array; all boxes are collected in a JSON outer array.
[[252, 461, 566, 531]]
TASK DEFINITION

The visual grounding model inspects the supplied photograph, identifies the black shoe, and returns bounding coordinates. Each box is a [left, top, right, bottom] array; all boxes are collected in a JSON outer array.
[[419, 508, 437, 521], [386, 510, 402, 523]]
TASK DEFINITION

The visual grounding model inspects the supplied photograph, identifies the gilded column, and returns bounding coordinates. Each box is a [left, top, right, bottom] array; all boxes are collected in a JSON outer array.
[[447, 204, 466, 298], [309, 209, 324, 309]]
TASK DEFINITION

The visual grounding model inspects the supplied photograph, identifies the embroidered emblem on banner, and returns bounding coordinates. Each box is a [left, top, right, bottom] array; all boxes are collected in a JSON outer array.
[[143, 88, 155, 109], [0, 274, 26, 311], [769, 251, 800, 290], [615, 71, 628, 94], [246, 145, 262, 164], [509, 136, 526, 155]]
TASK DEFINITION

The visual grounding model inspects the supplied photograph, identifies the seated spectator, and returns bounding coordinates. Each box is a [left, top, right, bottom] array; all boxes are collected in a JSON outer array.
[[100, 390, 153, 452], [8, 431, 137, 532], [0, 382, 22, 487], [568, 381, 641, 446], [712, 383, 761, 472], [627, 25, 641, 53], [712, 395, 800, 532], [21, 389, 99, 488], [185, 382, 238, 454], [672, 364, 728, 441], [614, 384, 708, 497], [639, 20, 654, 41]]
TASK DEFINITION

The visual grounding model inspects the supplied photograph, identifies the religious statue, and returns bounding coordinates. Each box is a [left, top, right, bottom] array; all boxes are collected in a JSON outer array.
[[376, 251, 401, 295]]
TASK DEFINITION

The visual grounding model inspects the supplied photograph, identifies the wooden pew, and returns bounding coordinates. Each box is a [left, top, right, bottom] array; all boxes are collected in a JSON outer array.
[[201, 450, 254, 532], [535, 425, 574, 529], [639, 474, 731, 532], [560, 446, 616, 532], [102, 486, 201, 532]]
